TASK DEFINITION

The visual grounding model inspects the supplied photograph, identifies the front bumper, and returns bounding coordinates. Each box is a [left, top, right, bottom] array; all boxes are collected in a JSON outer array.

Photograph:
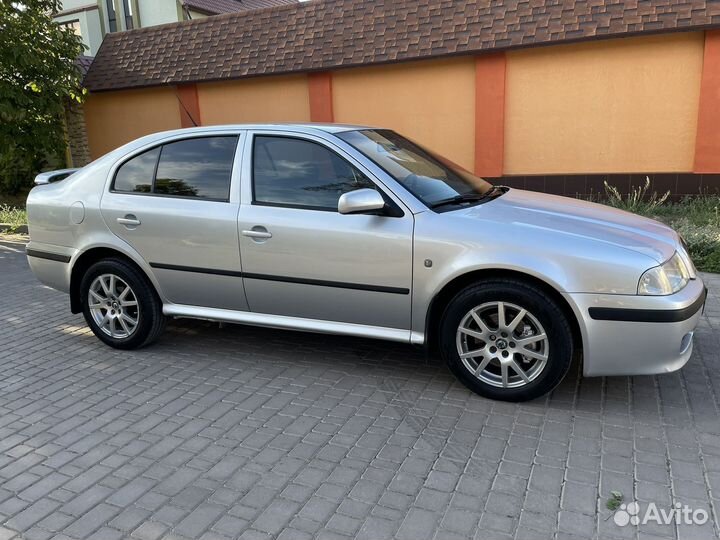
[[566, 277, 706, 377]]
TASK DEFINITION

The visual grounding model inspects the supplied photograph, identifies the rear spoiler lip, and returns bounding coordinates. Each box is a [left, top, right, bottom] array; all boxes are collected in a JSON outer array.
[[34, 168, 79, 185]]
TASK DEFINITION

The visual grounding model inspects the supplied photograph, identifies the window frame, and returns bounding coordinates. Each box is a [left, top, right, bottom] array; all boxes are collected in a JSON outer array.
[[110, 135, 240, 203], [249, 134, 396, 213], [59, 19, 81, 36]]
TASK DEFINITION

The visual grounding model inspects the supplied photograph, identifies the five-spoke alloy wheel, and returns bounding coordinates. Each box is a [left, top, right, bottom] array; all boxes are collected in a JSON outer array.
[[80, 258, 166, 349], [440, 279, 573, 402]]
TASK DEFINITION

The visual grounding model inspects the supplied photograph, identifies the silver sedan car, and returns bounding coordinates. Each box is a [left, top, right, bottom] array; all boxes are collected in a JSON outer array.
[[26, 124, 706, 401]]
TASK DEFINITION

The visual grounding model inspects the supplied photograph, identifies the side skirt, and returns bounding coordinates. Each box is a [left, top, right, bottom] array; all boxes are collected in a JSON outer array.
[[163, 304, 425, 345]]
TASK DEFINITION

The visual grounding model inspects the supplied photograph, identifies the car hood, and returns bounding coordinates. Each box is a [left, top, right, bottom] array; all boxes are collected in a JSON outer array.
[[455, 188, 678, 264]]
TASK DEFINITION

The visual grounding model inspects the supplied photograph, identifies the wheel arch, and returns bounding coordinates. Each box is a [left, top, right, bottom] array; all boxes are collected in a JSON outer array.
[[424, 268, 584, 357], [69, 246, 160, 314]]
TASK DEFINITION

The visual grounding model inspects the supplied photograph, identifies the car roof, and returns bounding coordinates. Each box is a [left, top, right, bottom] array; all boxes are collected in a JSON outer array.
[[159, 123, 375, 135]]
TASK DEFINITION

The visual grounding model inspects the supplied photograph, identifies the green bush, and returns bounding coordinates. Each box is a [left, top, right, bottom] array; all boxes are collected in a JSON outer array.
[[603, 177, 669, 214], [602, 181, 720, 274], [669, 217, 720, 274], [0, 204, 27, 230]]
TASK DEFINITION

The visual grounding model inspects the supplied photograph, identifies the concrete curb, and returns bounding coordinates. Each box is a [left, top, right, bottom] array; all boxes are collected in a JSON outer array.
[[0, 224, 28, 234]]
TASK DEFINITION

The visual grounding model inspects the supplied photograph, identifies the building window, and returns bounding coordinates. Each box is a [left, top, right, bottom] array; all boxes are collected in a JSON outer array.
[[106, 0, 117, 32], [59, 20, 81, 37], [122, 0, 133, 29]]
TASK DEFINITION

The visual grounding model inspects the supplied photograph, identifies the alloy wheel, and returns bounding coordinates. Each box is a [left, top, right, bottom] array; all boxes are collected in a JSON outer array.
[[88, 273, 140, 339], [455, 301, 549, 388]]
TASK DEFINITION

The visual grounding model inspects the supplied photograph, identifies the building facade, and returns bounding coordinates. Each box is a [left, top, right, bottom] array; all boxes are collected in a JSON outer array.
[[76, 0, 720, 196]]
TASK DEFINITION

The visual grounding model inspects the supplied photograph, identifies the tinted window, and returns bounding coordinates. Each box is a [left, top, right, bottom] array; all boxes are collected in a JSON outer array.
[[155, 137, 237, 200], [253, 136, 375, 210], [113, 147, 158, 193]]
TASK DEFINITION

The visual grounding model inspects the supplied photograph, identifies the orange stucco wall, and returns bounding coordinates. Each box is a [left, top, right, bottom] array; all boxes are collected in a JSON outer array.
[[504, 32, 704, 175], [197, 75, 311, 125], [332, 58, 476, 172], [84, 87, 182, 159], [82, 32, 712, 178]]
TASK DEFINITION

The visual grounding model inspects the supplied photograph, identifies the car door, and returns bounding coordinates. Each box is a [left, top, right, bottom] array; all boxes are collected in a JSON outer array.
[[100, 132, 249, 311], [237, 130, 413, 331]]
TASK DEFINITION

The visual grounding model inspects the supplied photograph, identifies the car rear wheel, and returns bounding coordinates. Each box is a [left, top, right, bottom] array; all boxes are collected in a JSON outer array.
[[80, 258, 166, 349], [439, 279, 573, 402]]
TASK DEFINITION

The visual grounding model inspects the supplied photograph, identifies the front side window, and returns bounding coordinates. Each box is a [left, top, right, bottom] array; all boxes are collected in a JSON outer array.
[[337, 129, 495, 208], [253, 136, 376, 210], [113, 136, 237, 201]]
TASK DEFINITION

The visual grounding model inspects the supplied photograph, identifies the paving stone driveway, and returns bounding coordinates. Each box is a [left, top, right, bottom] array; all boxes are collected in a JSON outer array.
[[1, 239, 720, 540]]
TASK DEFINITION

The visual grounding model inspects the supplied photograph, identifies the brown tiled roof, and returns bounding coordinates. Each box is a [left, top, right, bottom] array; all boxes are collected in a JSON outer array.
[[183, 0, 297, 16], [84, 0, 720, 92], [75, 55, 94, 77]]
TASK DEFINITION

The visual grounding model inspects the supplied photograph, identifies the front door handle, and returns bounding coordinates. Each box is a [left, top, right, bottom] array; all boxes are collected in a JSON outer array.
[[117, 215, 141, 227], [242, 228, 272, 239]]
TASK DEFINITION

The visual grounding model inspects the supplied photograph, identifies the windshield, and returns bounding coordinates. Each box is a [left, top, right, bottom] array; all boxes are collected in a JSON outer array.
[[337, 129, 494, 207]]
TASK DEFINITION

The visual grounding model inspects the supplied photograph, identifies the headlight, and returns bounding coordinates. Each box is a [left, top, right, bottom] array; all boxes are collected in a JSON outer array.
[[677, 235, 697, 278], [638, 252, 691, 295]]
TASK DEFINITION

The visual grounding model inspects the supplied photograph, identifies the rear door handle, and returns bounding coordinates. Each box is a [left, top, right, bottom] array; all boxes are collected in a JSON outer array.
[[242, 229, 272, 239], [117, 215, 141, 227]]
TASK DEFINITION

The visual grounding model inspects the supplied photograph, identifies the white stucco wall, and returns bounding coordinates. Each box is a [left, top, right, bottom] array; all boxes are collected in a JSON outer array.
[[137, 0, 180, 27], [54, 6, 104, 56]]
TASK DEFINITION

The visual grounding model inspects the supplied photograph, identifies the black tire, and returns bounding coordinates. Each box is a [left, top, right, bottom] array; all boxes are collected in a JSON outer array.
[[80, 258, 166, 349], [439, 278, 573, 402]]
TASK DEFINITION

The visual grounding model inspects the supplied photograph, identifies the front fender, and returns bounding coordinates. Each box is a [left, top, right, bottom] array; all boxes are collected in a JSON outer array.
[[410, 210, 656, 342]]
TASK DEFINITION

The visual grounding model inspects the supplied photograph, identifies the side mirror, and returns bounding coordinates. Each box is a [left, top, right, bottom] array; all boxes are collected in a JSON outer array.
[[338, 188, 386, 215]]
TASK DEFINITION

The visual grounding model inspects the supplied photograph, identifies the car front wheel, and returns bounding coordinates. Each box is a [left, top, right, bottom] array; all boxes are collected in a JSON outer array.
[[439, 279, 574, 402], [80, 258, 166, 349]]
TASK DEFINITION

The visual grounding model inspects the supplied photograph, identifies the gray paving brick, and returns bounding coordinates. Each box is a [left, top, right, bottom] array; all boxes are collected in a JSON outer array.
[[64, 503, 119, 538], [109, 507, 152, 532], [5, 498, 59, 531], [62, 485, 113, 517], [212, 515, 250, 537], [175, 503, 225, 538], [131, 521, 167, 540], [396, 508, 438, 540]]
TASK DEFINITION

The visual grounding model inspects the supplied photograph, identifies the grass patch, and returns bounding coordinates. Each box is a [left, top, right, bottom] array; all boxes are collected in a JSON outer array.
[[0, 204, 27, 231], [600, 178, 720, 274]]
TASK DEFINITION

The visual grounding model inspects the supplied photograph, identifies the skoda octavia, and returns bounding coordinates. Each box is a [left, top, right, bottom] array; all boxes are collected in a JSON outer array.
[[26, 125, 706, 401]]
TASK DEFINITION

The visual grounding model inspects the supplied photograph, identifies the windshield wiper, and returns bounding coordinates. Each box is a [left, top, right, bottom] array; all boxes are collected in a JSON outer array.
[[430, 187, 503, 209]]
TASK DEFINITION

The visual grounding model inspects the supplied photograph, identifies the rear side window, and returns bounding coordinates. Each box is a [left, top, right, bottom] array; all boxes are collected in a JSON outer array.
[[155, 138, 237, 200], [113, 136, 238, 201], [253, 136, 375, 210], [113, 147, 159, 193]]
